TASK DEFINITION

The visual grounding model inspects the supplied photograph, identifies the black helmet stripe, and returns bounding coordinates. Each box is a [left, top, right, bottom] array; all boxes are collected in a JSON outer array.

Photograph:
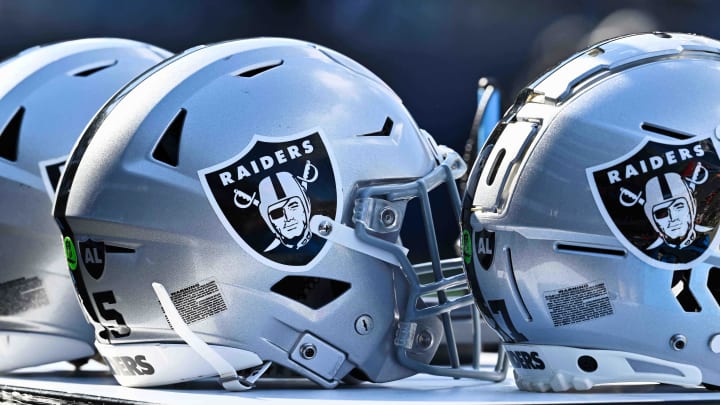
[[270, 173, 286, 200], [659, 173, 673, 200]]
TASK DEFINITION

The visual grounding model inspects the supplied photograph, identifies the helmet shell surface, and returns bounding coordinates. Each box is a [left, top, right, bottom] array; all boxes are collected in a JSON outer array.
[[0, 38, 171, 371], [55, 38, 474, 388], [463, 32, 720, 391]]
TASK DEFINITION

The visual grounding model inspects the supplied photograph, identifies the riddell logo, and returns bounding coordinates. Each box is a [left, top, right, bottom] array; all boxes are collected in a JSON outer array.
[[507, 350, 545, 370], [104, 355, 155, 376]]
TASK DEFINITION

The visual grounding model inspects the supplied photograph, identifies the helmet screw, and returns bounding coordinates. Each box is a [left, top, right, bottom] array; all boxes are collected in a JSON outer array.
[[379, 207, 397, 228], [354, 314, 374, 335], [416, 329, 433, 349], [317, 221, 332, 236], [300, 343, 317, 360], [670, 334, 687, 351]]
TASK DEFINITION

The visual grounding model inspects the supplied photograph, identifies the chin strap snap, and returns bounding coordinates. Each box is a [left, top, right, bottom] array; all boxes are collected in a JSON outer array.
[[152, 282, 271, 391]]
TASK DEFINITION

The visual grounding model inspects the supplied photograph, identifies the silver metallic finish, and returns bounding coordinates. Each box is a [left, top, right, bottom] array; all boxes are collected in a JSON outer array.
[[317, 221, 332, 236], [300, 344, 317, 360], [354, 314, 374, 335], [416, 329, 434, 350], [464, 32, 720, 389], [55, 38, 506, 388], [670, 334, 687, 351], [709, 335, 720, 354], [0, 38, 170, 371], [379, 206, 398, 228]]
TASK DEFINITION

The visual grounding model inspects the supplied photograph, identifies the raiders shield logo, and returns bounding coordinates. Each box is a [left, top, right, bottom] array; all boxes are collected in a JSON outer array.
[[79, 239, 106, 280], [39, 156, 67, 199], [587, 136, 720, 268], [198, 131, 340, 270]]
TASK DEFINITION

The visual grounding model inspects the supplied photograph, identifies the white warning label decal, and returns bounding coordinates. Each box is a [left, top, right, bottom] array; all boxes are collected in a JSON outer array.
[[544, 280, 613, 327], [164, 279, 228, 325]]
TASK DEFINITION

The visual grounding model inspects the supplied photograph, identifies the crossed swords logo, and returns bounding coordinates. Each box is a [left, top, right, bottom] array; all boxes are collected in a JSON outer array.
[[618, 162, 708, 207]]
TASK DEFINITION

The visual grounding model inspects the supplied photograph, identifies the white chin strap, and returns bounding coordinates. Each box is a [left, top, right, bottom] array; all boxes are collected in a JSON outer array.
[[152, 282, 271, 391]]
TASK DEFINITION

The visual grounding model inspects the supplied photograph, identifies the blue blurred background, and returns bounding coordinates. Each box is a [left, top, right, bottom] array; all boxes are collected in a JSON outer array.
[[2, 0, 718, 260]]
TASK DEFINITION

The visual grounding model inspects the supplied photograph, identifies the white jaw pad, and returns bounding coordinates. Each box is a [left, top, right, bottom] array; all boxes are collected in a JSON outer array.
[[0, 332, 94, 372], [95, 341, 263, 388], [505, 343, 702, 392]]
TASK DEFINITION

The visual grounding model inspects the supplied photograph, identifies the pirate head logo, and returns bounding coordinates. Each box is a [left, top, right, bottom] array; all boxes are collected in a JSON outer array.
[[199, 131, 339, 270], [587, 136, 720, 268]]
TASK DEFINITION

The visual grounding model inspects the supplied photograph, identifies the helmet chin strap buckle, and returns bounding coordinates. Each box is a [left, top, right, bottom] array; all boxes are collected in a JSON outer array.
[[152, 282, 271, 391]]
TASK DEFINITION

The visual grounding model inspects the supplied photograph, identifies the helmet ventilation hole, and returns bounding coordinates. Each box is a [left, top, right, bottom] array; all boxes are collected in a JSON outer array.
[[706, 267, 720, 307], [357, 117, 394, 137], [577, 355, 598, 372], [152, 108, 186, 167], [505, 248, 532, 322], [0, 106, 24, 162], [554, 243, 626, 258], [235, 60, 283, 78], [671, 269, 701, 312], [641, 122, 693, 140], [486, 148, 506, 186], [271, 276, 350, 309], [71, 60, 118, 77], [653, 32, 673, 39]]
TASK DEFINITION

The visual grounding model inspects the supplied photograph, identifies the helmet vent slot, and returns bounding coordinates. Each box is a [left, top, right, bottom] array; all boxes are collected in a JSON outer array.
[[152, 108, 186, 167], [555, 243, 626, 258], [71, 60, 118, 77], [641, 122, 693, 140], [271, 276, 350, 310], [505, 248, 532, 321], [0, 106, 24, 162], [235, 60, 283, 78], [486, 148, 506, 186], [105, 244, 135, 254], [671, 269, 701, 312], [706, 267, 720, 307], [358, 117, 394, 137]]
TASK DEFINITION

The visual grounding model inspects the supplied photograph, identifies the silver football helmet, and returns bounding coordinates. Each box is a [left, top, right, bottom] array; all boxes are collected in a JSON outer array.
[[463, 32, 720, 392], [54, 38, 508, 389], [0, 38, 171, 371]]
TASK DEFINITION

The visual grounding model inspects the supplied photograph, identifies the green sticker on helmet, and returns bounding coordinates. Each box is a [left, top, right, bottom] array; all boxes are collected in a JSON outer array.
[[64, 236, 78, 270], [462, 229, 472, 265]]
